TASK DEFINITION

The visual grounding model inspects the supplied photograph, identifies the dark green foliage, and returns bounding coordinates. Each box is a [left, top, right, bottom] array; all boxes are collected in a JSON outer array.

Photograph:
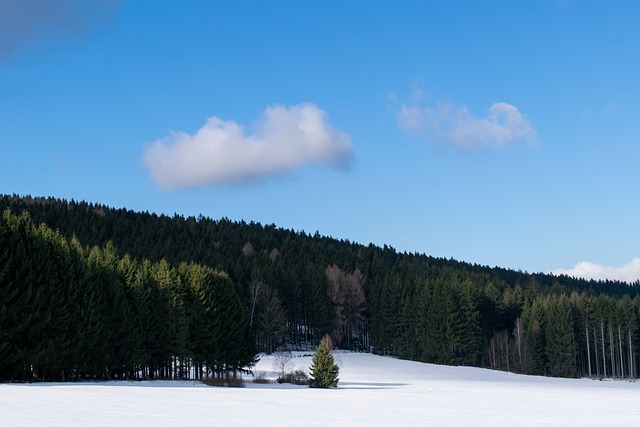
[[422, 280, 466, 364], [523, 298, 547, 375], [458, 279, 484, 365], [543, 295, 576, 377], [0, 209, 255, 381], [3, 195, 640, 381], [309, 335, 339, 388]]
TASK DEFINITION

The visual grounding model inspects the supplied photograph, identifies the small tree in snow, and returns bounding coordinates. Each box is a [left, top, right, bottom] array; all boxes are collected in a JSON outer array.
[[273, 350, 294, 380], [309, 335, 339, 388]]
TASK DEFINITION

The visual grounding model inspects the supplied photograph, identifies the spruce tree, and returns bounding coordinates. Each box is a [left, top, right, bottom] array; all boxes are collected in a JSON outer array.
[[309, 335, 339, 388], [544, 294, 576, 377]]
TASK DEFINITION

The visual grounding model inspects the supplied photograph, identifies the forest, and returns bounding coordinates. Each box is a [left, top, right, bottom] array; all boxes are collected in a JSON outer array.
[[1, 194, 640, 381]]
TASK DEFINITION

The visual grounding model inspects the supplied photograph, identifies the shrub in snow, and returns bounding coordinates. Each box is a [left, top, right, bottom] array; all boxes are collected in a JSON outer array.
[[201, 375, 245, 387], [253, 371, 271, 384], [277, 370, 309, 385]]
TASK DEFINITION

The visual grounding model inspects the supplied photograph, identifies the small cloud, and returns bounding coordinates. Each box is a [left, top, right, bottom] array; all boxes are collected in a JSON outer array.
[[0, 0, 120, 61], [397, 92, 537, 150], [552, 258, 640, 283], [143, 103, 353, 189]]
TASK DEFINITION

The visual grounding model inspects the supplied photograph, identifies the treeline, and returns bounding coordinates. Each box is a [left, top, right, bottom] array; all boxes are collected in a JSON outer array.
[[0, 209, 254, 382], [519, 293, 639, 378], [370, 272, 640, 378], [2, 194, 640, 380]]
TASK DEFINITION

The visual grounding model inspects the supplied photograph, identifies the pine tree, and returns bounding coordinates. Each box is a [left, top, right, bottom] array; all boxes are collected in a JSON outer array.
[[309, 335, 339, 388], [544, 294, 576, 377], [523, 296, 547, 376]]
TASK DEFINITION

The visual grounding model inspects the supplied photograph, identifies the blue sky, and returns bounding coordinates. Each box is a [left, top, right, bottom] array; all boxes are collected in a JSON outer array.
[[1, 0, 639, 281]]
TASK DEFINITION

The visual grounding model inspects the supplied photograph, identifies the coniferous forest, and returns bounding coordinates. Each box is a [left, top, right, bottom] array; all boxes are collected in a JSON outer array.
[[2, 194, 640, 382]]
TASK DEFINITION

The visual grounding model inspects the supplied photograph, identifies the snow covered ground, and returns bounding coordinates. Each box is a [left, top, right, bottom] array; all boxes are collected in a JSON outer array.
[[3, 352, 640, 426]]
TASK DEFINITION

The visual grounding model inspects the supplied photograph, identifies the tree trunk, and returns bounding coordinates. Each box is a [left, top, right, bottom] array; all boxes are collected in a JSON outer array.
[[601, 321, 607, 378], [585, 322, 592, 377], [618, 326, 624, 378], [609, 323, 615, 377], [628, 328, 634, 379], [593, 326, 600, 377], [515, 318, 523, 372]]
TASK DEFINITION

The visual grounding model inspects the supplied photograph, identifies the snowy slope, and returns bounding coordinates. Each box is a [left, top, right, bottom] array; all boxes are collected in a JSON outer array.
[[2, 352, 640, 426]]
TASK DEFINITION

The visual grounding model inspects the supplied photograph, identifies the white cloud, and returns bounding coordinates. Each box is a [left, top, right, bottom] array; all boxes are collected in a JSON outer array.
[[0, 0, 120, 60], [143, 103, 353, 189], [398, 97, 537, 150], [552, 258, 640, 283]]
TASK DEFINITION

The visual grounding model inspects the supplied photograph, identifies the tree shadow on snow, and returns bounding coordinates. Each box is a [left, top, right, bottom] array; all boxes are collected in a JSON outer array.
[[336, 381, 408, 390]]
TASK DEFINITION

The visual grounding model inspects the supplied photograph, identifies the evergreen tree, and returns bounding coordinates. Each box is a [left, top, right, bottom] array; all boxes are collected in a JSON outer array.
[[309, 335, 339, 388], [306, 263, 333, 344], [523, 297, 547, 376], [5, 195, 640, 381], [458, 279, 484, 366], [423, 280, 464, 365], [544, 294, 576, 377]]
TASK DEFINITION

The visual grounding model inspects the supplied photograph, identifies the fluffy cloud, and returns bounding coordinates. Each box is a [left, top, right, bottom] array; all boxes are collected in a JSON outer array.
[[0, 0, 119, 60], [552, 258, 640, 283], [398, 99, 536, 150], [143, 103, 353, 189]]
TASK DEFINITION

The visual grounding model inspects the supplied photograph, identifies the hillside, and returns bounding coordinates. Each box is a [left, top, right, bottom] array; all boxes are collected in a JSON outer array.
[[3, 353, 640, 426], [2, 194, 640, 381]]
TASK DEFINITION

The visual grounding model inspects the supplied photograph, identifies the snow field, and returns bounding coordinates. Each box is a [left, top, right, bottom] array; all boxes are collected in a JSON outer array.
[[2, 352, 640, 426]]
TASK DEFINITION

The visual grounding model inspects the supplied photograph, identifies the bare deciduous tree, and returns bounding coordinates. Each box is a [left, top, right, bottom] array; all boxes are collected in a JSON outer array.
[[325, 265, 367, 349], [249, 279, 286, 354], [268, 247, 281, 262], [241, 241, 254, 257], [248, 279, 264, 328], [272, 350, 294, 379]]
